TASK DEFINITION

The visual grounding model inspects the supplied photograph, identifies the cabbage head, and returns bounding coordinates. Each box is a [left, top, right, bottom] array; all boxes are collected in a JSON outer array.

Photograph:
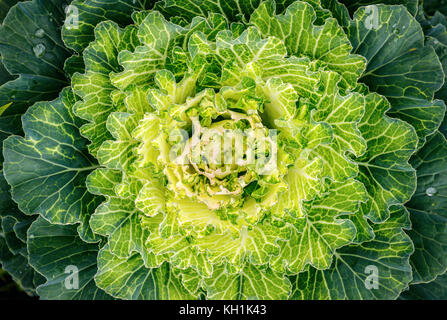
[[0, 0, 446, 300]]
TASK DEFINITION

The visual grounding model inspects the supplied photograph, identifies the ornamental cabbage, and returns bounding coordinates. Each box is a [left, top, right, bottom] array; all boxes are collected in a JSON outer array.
[[0, 0, 446, 300]]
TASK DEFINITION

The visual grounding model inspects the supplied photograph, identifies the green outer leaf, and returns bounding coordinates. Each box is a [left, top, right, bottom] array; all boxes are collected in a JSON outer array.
[[0, 0, 23, 84], [417, 6, 447, 106], [348, 4, 445, 147], [90, 197, 151, 265], [0, 58, 14, 88], [0, 0, 71, 77], [3, 88, 102, 242], [406, 208, 447, 284], [28, 216, 111, 300], [0, 74, 65, 141], [0, 0, 438, 301], [0, 0, 73, 161], [0, 0, 47, 284], [0, 227, 43, 295], [400, 272, 447, 300], [0, 224, 43, 295], [1, 210, 29, 257], [0, 0, 24, 23], [0, 171, 43, 294], [0, 0, 75, 175], [0, 238, 44, 295], [290, 206, 413, 299], [405, 132, 447, 283]]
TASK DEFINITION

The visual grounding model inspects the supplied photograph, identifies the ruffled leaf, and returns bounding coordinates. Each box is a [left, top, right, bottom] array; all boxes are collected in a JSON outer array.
[[272, 179, 366, 273], [291, 206, 413, 299], [204, 263, 291, 300], [72, 21, 139, 155], [251, 0, 366, 89], [355, 93, 418, 223], [95, 246, 195, 300]]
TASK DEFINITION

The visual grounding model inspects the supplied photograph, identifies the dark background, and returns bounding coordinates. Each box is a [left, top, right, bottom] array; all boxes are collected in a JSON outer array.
[[0, 268, 34, 300]]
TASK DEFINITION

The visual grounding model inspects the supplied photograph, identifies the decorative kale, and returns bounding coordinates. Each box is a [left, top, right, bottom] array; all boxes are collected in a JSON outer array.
[[0, 0, 446, 300]]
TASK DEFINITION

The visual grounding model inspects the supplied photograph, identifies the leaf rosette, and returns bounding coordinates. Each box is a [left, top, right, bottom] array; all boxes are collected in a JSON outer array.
[[4, 0, 443, 300]]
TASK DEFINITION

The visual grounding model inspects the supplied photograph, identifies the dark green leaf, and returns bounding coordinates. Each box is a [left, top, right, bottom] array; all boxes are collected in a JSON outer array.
[[400, 272, 447, 299], [28, 216, 111, 300], [348, 5, 445, 146], [406, 132, 447, 283], [3, 88, 102, 242], [0, 0, 73, 160]]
